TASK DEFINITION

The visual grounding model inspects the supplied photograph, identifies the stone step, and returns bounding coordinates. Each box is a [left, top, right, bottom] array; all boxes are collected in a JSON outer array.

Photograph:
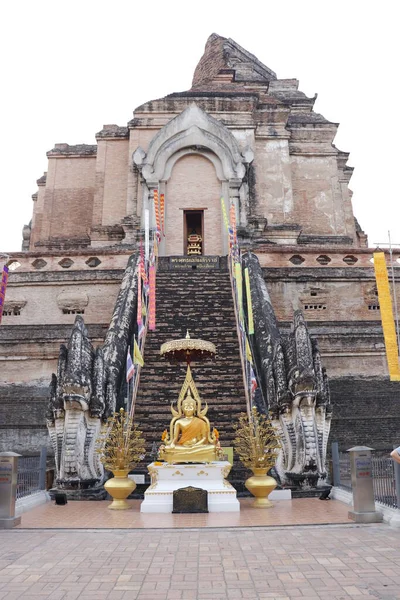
[[134, 260, 249, 491]]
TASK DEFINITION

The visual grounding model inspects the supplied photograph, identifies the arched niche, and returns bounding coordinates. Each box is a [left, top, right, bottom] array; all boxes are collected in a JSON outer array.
[[133, 104, 252, 256]]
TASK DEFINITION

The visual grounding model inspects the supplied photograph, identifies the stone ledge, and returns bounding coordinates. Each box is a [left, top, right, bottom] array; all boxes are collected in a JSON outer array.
[[0, 323, 108, 341], [262, 267, 378, 281], [331, 486, 400, 528], [16, 491, 50, 516], [47, 144, 97, 157], [7, 270, 125, 284]]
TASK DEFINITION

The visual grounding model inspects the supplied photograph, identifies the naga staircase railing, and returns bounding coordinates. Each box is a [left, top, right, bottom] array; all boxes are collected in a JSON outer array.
[[222, 196, 264, 419]]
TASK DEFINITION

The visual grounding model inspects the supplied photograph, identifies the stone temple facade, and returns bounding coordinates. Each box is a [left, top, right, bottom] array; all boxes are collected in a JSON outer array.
[[1, 33, 399, 459]]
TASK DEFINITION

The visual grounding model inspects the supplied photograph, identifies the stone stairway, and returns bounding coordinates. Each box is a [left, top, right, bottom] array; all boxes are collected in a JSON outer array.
[[134, 256, 248, 491]]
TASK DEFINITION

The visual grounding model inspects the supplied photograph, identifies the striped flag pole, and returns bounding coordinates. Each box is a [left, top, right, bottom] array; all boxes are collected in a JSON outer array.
[[160, 193, 165, 236], [153, 189, 161, 241]]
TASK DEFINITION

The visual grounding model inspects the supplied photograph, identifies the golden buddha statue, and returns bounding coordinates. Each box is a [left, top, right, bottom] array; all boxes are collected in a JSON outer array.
[[159, 386, 221, 464]]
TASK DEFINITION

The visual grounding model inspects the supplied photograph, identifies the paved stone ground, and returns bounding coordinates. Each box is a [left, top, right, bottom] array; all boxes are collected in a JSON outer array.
[[1, 525, 400, 600], [16, 498, 351, 529]]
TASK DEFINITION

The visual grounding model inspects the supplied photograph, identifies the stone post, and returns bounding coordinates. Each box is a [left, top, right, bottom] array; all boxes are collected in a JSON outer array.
[[0, 452, 21, 528], [347, 446, 382, 523]]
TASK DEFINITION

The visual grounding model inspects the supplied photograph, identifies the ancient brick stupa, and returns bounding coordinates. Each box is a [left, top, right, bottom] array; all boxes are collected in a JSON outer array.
[[1, 34, 399, 491]]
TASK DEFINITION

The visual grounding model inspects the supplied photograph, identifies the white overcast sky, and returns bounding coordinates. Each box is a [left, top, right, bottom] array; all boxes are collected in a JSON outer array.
[[1, 0, 399, 253]]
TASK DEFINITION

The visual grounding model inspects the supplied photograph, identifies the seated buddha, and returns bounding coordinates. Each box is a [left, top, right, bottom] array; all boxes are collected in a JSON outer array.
[[159, 388, 220, 463]]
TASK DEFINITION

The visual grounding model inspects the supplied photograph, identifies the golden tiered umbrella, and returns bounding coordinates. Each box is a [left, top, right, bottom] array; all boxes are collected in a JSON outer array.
[[160, 331, 216, 401], [160, 330, 216, 365]]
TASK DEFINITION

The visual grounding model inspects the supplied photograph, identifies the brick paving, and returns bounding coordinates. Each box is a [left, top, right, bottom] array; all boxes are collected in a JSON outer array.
[[16, 498, 351, 529], [1, 524, 400, 599]]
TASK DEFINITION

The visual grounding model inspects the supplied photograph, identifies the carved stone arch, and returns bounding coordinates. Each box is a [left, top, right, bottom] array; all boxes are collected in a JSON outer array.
[[133, 103, 252, 255], [140, 104, 246, 184]]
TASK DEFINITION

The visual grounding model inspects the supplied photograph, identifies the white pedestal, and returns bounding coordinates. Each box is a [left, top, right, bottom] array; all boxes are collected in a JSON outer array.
[[140, 461, 240, 513]]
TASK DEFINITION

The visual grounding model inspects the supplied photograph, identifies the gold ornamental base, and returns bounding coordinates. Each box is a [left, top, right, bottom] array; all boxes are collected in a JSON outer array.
[[104, 469, 136, 510], [245, 468, 277, 509]]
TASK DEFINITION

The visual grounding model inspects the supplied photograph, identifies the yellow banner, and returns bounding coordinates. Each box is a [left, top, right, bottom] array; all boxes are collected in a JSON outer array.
[[133, 339, 144, 367], [245, 336, 253, 364], [244, 267, 254, 335], [373, 252, 400, 380], [220, 197, 229, 232], [235, 262, 243, 323]]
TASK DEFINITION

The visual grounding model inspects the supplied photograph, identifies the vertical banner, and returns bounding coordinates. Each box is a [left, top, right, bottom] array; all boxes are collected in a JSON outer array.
[[373, 252, 400, 380], [244, 267, 254, 335], [144, 208, 150, 264], [139, 240, 149, 292], [229, 202, 237, 242], [149, 264, 156, 331], [153, 189, 161, 242], [160, 193, 165, 236], [235, 261, 243, 324], [0, 265, 9, 325], [220, 197, 229, 231], [137, 268, 142, 327]]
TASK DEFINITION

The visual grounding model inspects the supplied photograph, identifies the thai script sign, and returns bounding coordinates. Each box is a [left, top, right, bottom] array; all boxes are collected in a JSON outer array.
[[169, 256, 219, 270]]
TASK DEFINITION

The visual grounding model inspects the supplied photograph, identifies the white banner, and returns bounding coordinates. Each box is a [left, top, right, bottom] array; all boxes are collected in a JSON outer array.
[[144, 209, 150, 264]]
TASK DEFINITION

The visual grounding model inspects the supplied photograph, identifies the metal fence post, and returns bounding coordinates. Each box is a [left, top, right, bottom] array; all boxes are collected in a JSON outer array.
[[331, 442, 341, 487], [39, 447, 47, 491], [392, 446, 400, 510]]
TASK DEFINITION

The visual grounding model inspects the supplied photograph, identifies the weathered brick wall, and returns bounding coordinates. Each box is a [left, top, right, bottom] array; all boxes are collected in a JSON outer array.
[[38, 156, 96, 245], [165, 155, 222, 255], [94, 139, 129, 227], [0, 324, 109, 453], [2, 281, 119, 328], [253, 139, 294, 224], [30, 180, 47, 250], [268, 279, 382, 322], [192, 34, 226, 87], [260, 265, 400, 378], [0, 386, 51, 454], [290, 155, 356, 238], [329, 378, 400, 451]]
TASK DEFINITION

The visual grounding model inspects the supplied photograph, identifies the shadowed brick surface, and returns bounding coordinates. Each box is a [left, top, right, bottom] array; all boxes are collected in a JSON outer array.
[[1, 524, 400, 599]]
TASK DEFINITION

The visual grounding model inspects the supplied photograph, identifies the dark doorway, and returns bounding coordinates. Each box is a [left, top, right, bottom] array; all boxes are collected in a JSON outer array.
[[184, 210, 204, 255]]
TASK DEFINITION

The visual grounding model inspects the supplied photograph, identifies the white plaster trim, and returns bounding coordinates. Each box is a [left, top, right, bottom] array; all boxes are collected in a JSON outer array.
[[331, 486, 400, 528], [15, 490, 51, 516], [138, 105, 246, 184]]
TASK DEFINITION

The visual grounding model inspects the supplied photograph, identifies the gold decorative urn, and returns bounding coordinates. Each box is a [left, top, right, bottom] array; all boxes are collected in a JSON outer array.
[[97, 408, 146, 510], [104, 469, 136, 510], [234, 408, 280, 508], [245, 468, 277, 508]]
